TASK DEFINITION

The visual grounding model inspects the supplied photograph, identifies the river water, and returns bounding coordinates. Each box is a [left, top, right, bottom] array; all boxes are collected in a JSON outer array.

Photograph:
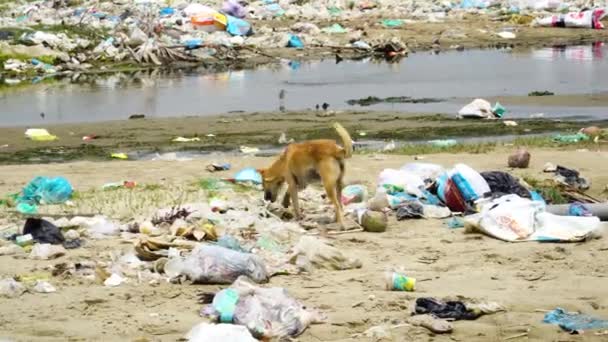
[[1, 43, 607, 126]]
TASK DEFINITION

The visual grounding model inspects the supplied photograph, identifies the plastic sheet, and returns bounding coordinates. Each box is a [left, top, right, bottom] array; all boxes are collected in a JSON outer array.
[[164, 245, 268, 284]]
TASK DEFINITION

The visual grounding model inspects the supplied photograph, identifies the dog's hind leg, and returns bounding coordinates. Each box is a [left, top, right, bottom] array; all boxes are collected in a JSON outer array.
[[320, 160, 344, 227], [336, 159, 345, 212]]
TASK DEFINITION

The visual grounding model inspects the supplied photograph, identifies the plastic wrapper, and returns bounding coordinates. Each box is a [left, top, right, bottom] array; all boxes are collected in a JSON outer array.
[[201, 276, 323, 339], [186, 323, 256, 341], [289, 236, 362, 271], [534, 9, 606, 30], [164, 245, 268, 284]]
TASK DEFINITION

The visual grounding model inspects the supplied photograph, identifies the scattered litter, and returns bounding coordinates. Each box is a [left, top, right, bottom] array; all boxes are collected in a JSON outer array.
[[497, 31, 516, 39], [414, 298, 502, 320], [385, 271, 416, 291], [544, 308, 608, 333], [33, 280, 56, 293], [289, 236, 362, 271], [534, 9, 606, 29], [186, 322, 256, 341], [111, 153, 129, 160], [239, 146, 260, 154], [172, 137, 201, 142], [200, 276, 323, 339], [104, 273, 125, 287], [465, 195, 601, 242], [164, 244, 269, 284], [25, 128, 57, 141], [206, 163, 231, 172], [553, 132, 590, 143], [0, 278, 26, 298], [29, 243, 66, 260]]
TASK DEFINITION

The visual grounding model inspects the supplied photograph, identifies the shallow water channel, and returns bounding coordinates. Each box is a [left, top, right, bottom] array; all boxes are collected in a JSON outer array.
[[1, 43, 607, 126]]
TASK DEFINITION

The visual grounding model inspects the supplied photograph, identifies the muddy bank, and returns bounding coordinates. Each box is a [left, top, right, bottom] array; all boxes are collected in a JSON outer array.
[[0, 110, 606, 164]]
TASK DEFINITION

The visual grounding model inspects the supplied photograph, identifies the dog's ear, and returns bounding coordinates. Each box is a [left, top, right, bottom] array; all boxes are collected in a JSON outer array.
[[257, 168, 266, 177]]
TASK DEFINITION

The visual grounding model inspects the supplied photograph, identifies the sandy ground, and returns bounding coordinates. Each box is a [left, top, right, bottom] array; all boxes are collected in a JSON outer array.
[[1, 149, 608, 341]]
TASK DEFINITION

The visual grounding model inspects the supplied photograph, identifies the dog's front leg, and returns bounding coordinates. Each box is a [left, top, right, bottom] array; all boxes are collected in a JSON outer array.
[[282, 191, 291, 208], [285, 177, 301, 220]]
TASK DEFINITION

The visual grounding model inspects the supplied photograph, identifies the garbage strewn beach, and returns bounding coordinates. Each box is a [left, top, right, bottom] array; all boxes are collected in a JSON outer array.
[[1, 0, 608, 341], [1, 147, 608, 341]]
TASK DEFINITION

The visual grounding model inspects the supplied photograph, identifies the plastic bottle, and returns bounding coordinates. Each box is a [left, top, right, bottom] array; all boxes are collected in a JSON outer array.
[[384, 271, 416, 291]]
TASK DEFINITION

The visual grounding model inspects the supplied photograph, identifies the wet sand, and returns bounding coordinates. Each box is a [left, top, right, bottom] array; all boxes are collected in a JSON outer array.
[[0, 150, 607, 341]]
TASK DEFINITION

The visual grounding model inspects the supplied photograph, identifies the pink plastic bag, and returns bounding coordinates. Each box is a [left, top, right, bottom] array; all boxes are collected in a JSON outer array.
[[534, 9, 606, 29]]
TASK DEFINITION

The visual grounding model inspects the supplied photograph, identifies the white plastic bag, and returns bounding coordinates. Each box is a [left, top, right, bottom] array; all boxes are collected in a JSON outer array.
[[377, 169, 425, 198], [465, 195, 601, 241], [400, 163, 445, 181], [457, 99, 493, 119], [186, 323, 256, 342], [164, 245, 269, 284]]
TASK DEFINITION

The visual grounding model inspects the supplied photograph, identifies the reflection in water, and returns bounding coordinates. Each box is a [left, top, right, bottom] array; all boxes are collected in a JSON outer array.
[[1, 44, 608, 126], [532, 42, 605, 61]]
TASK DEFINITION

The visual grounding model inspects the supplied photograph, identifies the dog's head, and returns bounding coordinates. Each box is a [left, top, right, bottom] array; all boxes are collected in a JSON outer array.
[[258, 168, 284, 203]]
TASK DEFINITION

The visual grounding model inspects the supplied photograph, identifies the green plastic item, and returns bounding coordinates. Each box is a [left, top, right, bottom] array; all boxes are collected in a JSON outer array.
[[256, 234, 283, 252], [553, 132, 590, 143], [213, 288, 239, 323], [16, 202, 37, 214], [381, 19, 403, 28], [492, 102, 506, 117], [327, 6, 342, 16], [322, 23, 347, 34]]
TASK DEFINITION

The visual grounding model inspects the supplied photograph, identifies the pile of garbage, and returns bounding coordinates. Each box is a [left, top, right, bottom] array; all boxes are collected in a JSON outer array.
[[1, 0, 606, 84], [348, 160, 606, 242]]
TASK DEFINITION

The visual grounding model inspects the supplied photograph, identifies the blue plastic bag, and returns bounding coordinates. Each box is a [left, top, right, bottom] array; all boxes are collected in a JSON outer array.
[[234, 168, 262, 184], [159, 7, 175, 16], [226, 15, 252, 36], [19, 176, 73, 205], [544, 308, 608, 333], [287, 34, 304, 48]]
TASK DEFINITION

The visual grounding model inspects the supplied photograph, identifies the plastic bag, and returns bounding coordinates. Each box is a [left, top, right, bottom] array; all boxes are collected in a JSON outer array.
[[19, 176, 73, 205], [436, 174, 467, 212], [0, 278, 26, 298], [226, 15, 252, 36], [24, 128, 57, 141], [481, 171, 530, 198], [201, 276, 322, 338], [164, 245, 268, 284], [186, 323, 256, 342], [29, 243, 66, 260], [465, 195, 601, 242], [341, 184, 368, 205], [543, 308, 608, 333], [449, 164, 490, 202], [23, 218, 64, 245], [400, 163, 445, 181], [534, 9, 606, 30], [378, 169, 425, 198], [457, 99, 494, 119], [289, 236, 362, 271]]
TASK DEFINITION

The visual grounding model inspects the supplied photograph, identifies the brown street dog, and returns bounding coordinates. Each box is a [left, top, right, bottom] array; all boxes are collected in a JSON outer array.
[[258, 123, 353, 227]]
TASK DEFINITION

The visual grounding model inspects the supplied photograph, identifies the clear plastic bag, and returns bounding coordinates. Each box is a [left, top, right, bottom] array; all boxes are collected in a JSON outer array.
[[202, 276, 323, 339], [164, 245, 268, 284]]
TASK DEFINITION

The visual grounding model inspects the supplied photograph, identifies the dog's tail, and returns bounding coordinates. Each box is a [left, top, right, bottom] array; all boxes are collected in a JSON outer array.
[[333, 122, 353, 158]]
